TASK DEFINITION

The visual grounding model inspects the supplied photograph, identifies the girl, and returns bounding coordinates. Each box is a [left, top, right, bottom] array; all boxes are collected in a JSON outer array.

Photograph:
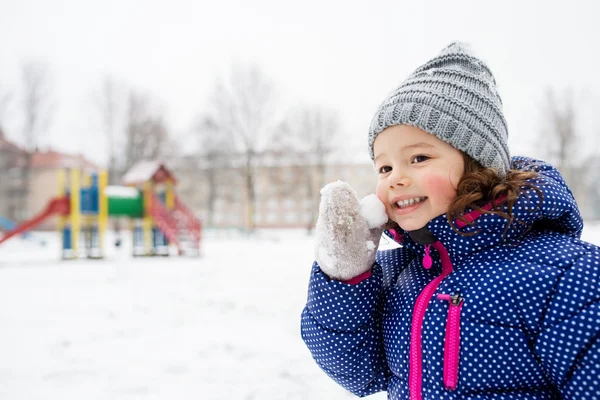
[[301, 42, 600, 399]]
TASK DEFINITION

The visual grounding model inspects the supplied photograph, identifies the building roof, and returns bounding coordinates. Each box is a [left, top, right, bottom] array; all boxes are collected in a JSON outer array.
[[0, 131, 24, 154], [122, 160, 177, 186], [30, 150, 98, 169], [0, 133, 97, 170]]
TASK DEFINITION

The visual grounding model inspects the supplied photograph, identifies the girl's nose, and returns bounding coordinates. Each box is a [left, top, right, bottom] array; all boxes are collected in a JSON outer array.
[[388, 168, 411, 188]]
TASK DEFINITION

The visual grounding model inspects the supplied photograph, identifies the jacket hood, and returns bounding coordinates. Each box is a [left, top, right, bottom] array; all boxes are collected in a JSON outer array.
[[385, 156, 584, 264]]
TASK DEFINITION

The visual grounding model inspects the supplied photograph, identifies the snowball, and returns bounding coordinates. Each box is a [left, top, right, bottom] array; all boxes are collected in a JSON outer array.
[[359, 194, 388, 229]]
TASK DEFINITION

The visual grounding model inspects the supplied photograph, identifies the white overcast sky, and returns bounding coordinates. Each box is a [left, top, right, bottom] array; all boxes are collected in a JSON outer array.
[[0, 0, 599, 166]]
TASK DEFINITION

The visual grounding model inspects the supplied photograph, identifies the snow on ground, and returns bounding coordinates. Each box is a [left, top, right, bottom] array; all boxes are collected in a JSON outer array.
[[0, 229, 368, 400], [1, 224, 599, 400]]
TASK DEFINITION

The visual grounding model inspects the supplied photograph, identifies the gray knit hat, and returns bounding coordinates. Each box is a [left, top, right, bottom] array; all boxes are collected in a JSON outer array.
[[368, 42, 510, 177]]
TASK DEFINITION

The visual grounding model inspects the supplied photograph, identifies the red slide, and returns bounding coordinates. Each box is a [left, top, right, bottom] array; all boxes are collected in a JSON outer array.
[[0, 197, 70, 246], [175, 195, 202, 242]]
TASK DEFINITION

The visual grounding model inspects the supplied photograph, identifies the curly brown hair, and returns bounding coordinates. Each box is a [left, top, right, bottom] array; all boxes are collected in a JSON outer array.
[[386, 154, 544, 239], [446, 153, 544, 238]]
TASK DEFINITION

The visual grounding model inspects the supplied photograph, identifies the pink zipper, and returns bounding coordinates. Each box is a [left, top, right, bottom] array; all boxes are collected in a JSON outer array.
[[437, 293, 464, 391], [409, 241, 453, 400]]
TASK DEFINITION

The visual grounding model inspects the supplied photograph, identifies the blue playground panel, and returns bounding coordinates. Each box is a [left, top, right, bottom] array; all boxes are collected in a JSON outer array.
[[133, 226, 144, 247], [0, 215, 32, 238], [63, 227, 72, 250], [66, 172, 101, 215], [80, 188, 99, 213], [153, 227, 168, 247]]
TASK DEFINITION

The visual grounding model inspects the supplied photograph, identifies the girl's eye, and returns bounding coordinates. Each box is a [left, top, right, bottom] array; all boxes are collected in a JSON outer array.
[[411, 155, 430, 164], [378, 165, 392, 174]]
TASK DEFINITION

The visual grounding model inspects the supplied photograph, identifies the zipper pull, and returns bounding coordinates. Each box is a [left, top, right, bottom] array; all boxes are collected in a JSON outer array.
[[422, 244, 432, 269], [437, 293, 464, 306]]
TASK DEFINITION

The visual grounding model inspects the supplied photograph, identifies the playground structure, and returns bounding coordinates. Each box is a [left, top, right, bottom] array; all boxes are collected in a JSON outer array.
[[121, 161, 202, 257], [0, 161, 202, 259]]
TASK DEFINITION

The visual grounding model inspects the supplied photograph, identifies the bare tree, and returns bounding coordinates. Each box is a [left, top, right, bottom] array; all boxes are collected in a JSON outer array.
[[0, 84, 18, 221], [94, 76, 127, 184], [580, 153, 600, 219], [19, 61, 54, 217], [203, 65, 279, 233], [0, 84, 11, 189], [539, 87, 581, 196], [123, 91, 171, 171], [0, 92, 10, 219], [21, 61, 54, 151], [0, 86, 10, 131], [190, 115, 233, 228], [279, 105, 340, 232]]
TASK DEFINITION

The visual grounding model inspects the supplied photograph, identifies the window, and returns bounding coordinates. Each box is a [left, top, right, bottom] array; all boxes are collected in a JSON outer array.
[[284, 212, 299, 223], [266, 212, 278, 224], [283, 198, 295, 209]]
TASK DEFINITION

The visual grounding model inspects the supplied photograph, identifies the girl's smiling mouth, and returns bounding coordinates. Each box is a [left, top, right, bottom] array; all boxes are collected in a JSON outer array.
[[391, 196, 428, 215]]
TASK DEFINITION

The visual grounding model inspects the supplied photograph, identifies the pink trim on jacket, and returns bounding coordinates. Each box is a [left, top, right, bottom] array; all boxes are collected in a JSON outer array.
[[409, 241, 454, 400], [342, 270, 372, 285], [455, 195, 507, 228], [388, 229, 403, 243]]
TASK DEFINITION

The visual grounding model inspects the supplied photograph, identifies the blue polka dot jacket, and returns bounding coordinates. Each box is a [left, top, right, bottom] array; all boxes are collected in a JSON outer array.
[[301, 157, 600, 399]]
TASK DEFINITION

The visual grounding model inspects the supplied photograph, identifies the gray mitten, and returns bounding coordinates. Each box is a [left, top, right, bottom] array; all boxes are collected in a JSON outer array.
[[315, 181, 388, 281]]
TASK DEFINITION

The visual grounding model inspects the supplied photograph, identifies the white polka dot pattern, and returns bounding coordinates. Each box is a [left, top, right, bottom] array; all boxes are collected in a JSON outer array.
[[301, 157, 600, 399]]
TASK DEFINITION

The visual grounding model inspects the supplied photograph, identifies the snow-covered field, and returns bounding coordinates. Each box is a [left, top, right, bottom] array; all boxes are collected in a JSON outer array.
[[1, 224, 599, 400]]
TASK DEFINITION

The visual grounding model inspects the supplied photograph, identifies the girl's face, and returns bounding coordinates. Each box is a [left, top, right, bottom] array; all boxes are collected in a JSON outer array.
[[374, 125, 464, 232]]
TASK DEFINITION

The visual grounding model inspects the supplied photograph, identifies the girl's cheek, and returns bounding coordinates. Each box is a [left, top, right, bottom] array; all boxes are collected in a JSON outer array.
[[422, 174, 458, 202], [375, 182, 394, 217], [375, 181, 385, 202]]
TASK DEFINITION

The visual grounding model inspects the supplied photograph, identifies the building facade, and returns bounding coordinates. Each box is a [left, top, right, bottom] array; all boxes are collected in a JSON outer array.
[[0, 131, 97, 231], [0, 129, 26, 222], [172, 151, 377, 230]]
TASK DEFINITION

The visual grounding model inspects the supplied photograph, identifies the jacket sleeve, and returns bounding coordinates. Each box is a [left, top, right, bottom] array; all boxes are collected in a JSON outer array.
[[300, 246, 411, 397], [301, 261, 388, 397], [534, 247, 600, 398]]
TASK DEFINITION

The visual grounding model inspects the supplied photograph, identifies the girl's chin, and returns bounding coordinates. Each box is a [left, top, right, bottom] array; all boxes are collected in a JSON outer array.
[[393, 218, 429, 232]]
